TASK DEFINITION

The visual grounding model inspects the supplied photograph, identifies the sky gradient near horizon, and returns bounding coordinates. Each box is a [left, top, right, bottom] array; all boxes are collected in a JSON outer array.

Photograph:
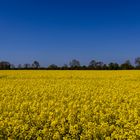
[[0, 0, 140, 66]]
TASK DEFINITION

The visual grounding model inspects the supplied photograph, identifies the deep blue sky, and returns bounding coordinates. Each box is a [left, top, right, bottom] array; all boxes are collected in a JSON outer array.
[[0, 0, 140, 66]]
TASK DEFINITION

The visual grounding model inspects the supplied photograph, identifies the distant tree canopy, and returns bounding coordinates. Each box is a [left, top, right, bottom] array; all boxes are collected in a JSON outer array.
[[48, 64, 58, 70], [0, 58, 140, 70], [0, 61, 11, 69], [69, 59, 81, 69], [108, 62, 120, 70], [121, 60, 133, 70], [135, 57, 140, 69]]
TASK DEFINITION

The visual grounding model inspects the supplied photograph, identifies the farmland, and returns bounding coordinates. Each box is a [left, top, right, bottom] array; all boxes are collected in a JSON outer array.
[[0, 70, 140, 139]]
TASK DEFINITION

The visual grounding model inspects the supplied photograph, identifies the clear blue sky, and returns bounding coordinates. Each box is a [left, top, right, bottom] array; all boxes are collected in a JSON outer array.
[[0, 0, 140, 66]]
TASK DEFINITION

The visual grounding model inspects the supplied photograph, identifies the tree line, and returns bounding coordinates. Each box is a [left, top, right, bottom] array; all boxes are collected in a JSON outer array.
[[1, 58, 140, 70]]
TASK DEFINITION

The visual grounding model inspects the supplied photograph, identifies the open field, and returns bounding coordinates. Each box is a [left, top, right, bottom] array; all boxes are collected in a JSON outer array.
[[0, 70, 140, 139]]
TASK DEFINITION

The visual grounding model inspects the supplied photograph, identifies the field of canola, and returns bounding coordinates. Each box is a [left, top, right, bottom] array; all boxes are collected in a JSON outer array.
[[0, 70, 140, 139]]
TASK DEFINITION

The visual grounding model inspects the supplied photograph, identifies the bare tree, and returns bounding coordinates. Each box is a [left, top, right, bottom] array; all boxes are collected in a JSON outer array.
[[18, 64, 22, 69], [69, 59, 80, 69], [95, 61, 104, 70], [24, 63, 31, 69], [88, 60, 96, 69], [121, 60, 133, 70], [32, 61, 40, 69], [62, 64, 68, 70]]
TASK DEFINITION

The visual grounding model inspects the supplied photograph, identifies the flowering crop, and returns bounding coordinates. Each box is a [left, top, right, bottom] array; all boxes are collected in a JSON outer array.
[[0, 70, 140, 139]]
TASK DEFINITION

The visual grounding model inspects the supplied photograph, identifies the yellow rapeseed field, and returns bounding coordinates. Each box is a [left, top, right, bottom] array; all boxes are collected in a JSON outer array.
[[0, 70, 140, 139]]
